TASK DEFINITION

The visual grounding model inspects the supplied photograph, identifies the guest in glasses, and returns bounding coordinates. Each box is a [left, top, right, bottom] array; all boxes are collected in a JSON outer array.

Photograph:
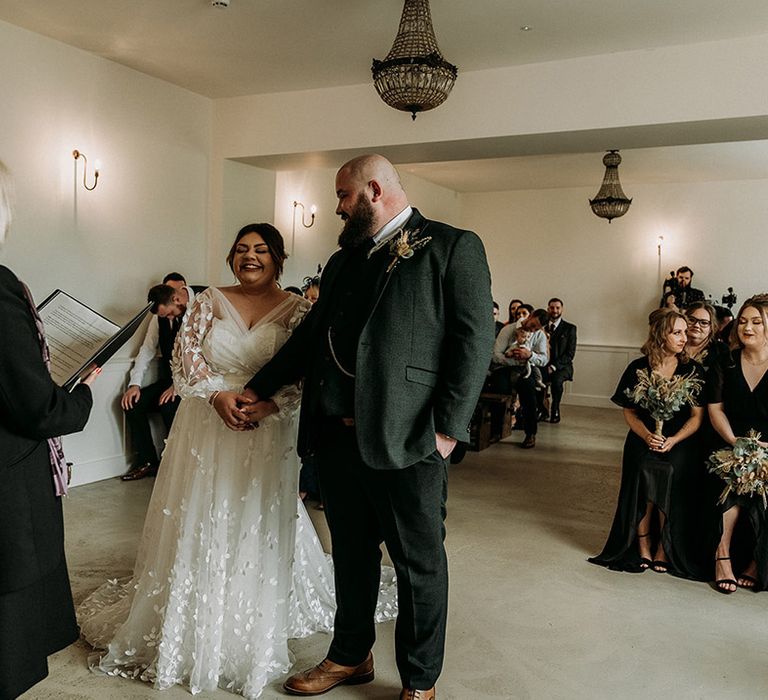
[[684, 302, 730, 372]]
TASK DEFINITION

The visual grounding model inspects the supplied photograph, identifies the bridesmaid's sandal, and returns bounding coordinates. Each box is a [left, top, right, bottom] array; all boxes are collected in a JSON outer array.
[[637, 532, 652, 570], [652, 544, 669, 573], [714, 556, 737, 594], [737, 563, 759, 590]]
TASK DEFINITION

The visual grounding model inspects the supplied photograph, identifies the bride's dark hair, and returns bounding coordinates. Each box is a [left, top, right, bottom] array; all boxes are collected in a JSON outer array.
[[226, 223, 288, 280]]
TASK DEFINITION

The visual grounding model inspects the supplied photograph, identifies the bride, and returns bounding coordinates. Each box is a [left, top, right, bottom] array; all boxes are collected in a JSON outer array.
[[78, 223, 396, 698]]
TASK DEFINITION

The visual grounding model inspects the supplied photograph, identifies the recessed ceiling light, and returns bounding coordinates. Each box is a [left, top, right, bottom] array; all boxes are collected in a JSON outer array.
[[520, 25, 533, 32]]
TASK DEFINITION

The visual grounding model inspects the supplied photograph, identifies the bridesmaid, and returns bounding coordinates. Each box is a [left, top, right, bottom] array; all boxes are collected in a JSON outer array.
[[589, 308, 704, 577], [709, 295, 768, 593]]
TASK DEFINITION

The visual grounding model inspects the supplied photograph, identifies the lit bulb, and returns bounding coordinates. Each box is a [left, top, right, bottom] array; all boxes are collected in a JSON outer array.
[[310, 205, 317, 215], [94, 159, 102, 173]]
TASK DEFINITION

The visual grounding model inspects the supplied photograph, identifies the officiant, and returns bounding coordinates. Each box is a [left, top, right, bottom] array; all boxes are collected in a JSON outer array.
[[0, 159, 100, 700], [225, 154, 494, 700]]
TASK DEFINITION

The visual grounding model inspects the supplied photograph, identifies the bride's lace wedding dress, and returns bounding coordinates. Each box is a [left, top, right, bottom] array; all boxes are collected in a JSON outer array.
[[78, 288, 397, 698]]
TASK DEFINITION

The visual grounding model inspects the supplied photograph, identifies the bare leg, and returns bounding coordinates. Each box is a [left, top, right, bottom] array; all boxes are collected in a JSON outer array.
[[715, 506, 739, 593], [636, 501, 654, 568], [652, 508, 669, 572]]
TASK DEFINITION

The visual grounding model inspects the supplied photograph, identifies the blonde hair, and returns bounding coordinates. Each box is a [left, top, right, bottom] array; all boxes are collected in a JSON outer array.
[[0, 160, 13, 247], [730, 295, 768, 349], [641, 307, 690, 369]]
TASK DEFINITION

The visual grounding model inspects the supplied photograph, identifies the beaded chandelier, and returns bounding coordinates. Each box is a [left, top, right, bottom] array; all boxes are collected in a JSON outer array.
[[589, 150, 633, 223], [372, 0, 458, 120]]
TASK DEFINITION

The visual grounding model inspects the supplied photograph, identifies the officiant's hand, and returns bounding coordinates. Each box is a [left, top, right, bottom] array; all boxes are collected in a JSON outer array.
[[82, 366, 102, 387], [436, 432, 457, 459], [212, 390, 253, 431]]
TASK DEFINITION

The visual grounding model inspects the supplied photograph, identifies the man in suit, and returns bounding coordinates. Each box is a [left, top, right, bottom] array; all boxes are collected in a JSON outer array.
[[217, 155, 493, 700], [120, 273, 205, 480], [544, 297, 577, 423]]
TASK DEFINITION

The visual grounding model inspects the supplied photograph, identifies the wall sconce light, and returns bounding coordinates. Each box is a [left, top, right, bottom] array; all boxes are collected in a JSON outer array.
[[293, 200, 316, 228], [290, 200, 316, 256], [72, 149, 99, 191]]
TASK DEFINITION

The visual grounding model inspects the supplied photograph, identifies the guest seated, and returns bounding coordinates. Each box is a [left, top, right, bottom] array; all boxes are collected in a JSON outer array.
[[543, 297, 577, 424], [589, 308, 704, 577], [493, 301, 504, 337], [120, 275, 205, 481], [506, 298, 523, 325], [490, 308, 549, 448], [514, 303, 533, 323], [708, 295, 768, 593]]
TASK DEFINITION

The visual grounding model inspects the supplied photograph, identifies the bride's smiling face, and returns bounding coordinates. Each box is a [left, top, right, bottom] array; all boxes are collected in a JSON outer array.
[[232, 232, 276, 286]]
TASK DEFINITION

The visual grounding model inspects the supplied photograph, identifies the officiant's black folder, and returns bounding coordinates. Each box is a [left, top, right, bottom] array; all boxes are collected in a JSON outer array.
[[37, 290, 152, 391]]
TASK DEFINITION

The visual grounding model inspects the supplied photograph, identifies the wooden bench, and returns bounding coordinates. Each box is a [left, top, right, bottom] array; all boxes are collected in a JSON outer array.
[[468, 392, 516, 451]]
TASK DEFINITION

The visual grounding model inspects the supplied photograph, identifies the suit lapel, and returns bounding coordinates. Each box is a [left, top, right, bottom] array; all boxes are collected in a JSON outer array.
[[367, 209, 429, 318]]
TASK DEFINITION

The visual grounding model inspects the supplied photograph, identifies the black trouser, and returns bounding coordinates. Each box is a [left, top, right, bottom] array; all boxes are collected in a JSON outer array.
[[315, 421, 448, 690], [124, 380, 179, 467], [514, 374, 538, 436], [547, 369, 569, 414]]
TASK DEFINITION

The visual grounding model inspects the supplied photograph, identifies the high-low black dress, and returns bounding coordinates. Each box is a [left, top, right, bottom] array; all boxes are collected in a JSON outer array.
[[706, 348, 768, 588], [589, 356, 706, 578]]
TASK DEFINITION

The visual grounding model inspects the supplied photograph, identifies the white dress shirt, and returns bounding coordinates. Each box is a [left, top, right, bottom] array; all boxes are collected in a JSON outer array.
[[128, 285, 198, 387]]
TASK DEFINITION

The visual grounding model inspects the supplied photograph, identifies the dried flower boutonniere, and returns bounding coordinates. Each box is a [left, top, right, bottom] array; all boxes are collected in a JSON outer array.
[[385, 228, 432, 273]]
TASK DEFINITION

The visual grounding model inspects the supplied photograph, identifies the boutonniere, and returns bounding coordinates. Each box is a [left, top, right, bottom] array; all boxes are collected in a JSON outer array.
[[385, 228, 432, 273]]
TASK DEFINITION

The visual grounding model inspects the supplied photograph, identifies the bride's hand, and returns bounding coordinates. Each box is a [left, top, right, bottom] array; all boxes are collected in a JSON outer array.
[[212, 390, 253, 431]]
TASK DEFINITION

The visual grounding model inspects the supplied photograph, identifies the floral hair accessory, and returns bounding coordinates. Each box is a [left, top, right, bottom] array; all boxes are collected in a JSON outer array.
[[386, 228, 432, 273]]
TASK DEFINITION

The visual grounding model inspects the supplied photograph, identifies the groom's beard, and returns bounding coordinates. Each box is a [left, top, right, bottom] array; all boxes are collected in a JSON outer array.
[[338, 197, 376, 250]]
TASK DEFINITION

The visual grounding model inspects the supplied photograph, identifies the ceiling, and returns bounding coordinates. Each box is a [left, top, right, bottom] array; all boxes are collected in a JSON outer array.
[[3, 1, 768, 190], [1, 0, 767, 99]]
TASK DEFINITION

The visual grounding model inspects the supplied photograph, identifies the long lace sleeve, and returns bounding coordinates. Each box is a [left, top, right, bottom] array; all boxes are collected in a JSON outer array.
[[269, 297, 312, 418], [172, 290, 228, 401]]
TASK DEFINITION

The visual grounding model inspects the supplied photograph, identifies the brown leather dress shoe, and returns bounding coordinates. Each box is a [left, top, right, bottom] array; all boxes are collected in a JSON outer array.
[[521, 434, 536, 449], [400, 688, 436, 700], [283, 653, 374, 696], [120, 462, 158, 481]]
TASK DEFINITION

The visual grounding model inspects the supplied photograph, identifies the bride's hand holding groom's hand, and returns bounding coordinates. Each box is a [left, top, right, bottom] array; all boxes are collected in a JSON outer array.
[[238, 390, 278, 425], [212, 390, 254, 431]]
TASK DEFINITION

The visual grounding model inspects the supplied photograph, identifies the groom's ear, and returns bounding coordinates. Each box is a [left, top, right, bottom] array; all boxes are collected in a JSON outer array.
[[369, 179, 383, 202]]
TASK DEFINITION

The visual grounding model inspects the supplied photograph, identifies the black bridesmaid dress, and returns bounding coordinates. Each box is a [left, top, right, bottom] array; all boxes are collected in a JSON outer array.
[[706, 349, 768, 588], [589, 356, 706, 578]]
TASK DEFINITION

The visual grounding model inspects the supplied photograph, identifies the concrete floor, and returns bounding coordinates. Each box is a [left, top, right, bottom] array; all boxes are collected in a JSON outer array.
[[21, 406, 768, 700]]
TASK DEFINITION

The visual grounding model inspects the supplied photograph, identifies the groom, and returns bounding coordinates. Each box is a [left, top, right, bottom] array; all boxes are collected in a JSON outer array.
[[229, 154, 493, 699]]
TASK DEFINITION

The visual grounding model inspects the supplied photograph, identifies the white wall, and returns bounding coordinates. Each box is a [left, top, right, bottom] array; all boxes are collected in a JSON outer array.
[[0, 19, 212, 328], [0, 19, 213, 482], [272, 166, 462, 290], [220, 160, 276, 280], [461, 179, 768, 348]]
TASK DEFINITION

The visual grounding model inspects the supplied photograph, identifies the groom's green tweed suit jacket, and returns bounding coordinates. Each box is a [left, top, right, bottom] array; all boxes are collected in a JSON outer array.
[[247, 208, 494, 469]]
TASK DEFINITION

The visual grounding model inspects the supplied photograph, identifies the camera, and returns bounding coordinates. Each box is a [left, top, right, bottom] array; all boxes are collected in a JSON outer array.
[[721, 287, 737, 309]]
